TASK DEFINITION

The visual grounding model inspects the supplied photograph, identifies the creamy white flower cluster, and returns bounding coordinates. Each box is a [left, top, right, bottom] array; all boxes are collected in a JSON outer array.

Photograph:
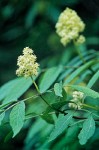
[[75, 35, 85, 45], [16, 47, 39, 77], [56, 8, 85, 46], [69, 91, 84, 110]]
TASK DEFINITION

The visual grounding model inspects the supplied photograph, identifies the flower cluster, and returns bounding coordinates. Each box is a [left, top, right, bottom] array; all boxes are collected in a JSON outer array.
[[56, 7, 85, 46], [75, 35, 85, 45], [69, 91, 84, 110], [16, 47, 39, 77]]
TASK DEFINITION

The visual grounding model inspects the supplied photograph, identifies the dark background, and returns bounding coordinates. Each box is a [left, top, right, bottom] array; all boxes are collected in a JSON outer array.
[[0, 0, 99, 85], [0, 1, 99, 149]]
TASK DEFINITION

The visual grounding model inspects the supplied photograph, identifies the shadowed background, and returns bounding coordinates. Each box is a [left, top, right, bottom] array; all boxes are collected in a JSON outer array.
[[0, 0, 99, 85], [0, 0, 99, 150]]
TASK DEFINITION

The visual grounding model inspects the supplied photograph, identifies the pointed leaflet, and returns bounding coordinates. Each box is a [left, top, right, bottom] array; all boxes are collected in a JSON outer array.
[[0, 112, 5, 125], [65, 125, 80, 144], [0, 77, 32, 104], [78, 115, 95, 145], [88, 70, 99, 88], [39, 66, 63, 93], [10, 101, 25, 137], [59, 50, 96, 81], [54, 82, 63, 97], [25, 118, 47, 144], [63, 60, 95, 86], [49, 112, 73, 141]]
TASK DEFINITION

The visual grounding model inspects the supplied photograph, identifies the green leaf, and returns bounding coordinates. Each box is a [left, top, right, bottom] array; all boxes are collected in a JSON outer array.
[[70, 85, 99, 99], [4, 131, 13, 142], [59, 50, 96, 81], [25, 118, 47, 144], [88, 70, 99, 88], [54, 82, 63, 97], [0, 112, 5, 125], [0, 78, 19, 101], [65, 125, 80, 144], [63, 60, 95, 86], [52, 100, 67, 109], [39, 65, 63, 93], [49, 112, 73, 141], [60, 88, 67, 101], [44, 101, 67, 115], [2, 77, 32, 104], [78, 115, 95, 145], [10, 101, 25, 137], [40, 113, 54, 124]]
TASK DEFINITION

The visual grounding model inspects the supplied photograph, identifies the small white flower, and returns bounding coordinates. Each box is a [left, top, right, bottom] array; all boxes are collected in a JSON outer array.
[[16, 47, 39, 77], [69, 91, 84, 110]]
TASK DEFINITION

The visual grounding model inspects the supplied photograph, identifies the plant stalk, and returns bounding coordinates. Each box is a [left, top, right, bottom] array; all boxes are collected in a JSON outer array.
[[30, 76, 66, 115]]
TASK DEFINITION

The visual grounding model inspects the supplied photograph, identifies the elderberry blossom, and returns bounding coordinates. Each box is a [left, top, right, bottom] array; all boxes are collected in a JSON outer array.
[[56, 7, 85, 46], [69, 91, 84, 110], [16, 47, 39, 77]]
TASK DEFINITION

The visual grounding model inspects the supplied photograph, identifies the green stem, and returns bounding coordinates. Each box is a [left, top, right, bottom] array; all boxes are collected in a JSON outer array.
[[82, 103, 99, 111], [40, 94, 66, 115], [31, 76, 39, 93], [30, 76, 66, 115], [73, 42, 86, 64]]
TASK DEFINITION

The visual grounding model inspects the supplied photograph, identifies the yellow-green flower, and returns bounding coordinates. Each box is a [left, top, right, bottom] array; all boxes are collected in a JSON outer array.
[[56, 7, 85, 46], [75, 35, 85, 45], [16, 47, 39, 77]]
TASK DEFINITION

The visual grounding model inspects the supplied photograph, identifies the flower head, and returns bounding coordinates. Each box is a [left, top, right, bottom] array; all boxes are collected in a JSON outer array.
[[75, 35, 85, 45], [56, 7, 85, 46], [72, 91, 84, 100], [16, 47, 39, 77], [69, 91, 84, 110]]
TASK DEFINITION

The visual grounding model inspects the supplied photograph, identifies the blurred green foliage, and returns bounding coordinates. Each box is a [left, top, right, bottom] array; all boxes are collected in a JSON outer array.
[[0, 0, 99, 84], [0, 0, 99, 149]]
